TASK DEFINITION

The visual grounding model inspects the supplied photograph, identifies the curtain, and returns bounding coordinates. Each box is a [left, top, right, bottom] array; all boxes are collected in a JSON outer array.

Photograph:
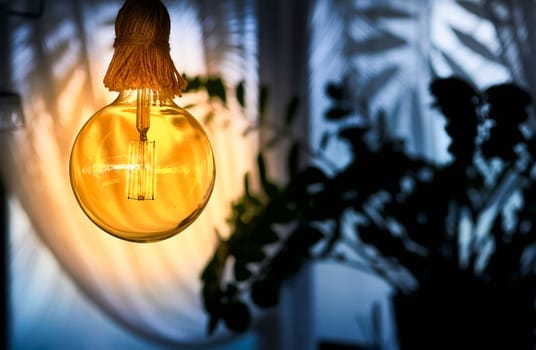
[[3, 0, 259, 347]]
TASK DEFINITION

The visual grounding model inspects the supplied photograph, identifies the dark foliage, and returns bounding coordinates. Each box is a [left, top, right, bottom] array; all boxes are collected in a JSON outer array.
[[200, 76, 536, 348]]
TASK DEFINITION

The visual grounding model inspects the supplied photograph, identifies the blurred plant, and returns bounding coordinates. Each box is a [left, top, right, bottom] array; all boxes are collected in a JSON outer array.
[[200, 75, 536, 349], [180, 74, 229, 125]]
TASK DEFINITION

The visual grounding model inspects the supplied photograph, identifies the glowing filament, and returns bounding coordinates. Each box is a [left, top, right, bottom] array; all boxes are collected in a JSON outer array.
[[128, 139, 155, 200]]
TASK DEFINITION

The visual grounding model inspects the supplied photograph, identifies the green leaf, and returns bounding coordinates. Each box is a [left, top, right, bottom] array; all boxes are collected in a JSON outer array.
[[224, 283, 239, 298], [202, 278, 224, 335], [265, 198, 296, 223], [257, 153, 267, 181], [268, 249, 303, 277], [285, 96, 300, 126], [326, 83, 344, 100], [231, 239, 266, 263], [251, 227, 280, 245], [208, 313, 221, 335], [234, 262, 252, 281], [244, 173, 252, 198], [326, 107, 353, 120], [183, 74, 202, 92], [257, 153, 279, 196], [300, 166, 329, 189], [222, 301, 251, 333], [202, 281, 222, 311], [287, 225, 325, 251], [206, 77, 227, 104], [236, 81, 245, 108], [200, 243, 226, 282], [251, 278, 281, 308]]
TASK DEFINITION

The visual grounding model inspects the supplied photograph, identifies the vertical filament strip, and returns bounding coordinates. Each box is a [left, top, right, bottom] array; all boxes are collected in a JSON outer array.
[[128, 139, 156, 200]]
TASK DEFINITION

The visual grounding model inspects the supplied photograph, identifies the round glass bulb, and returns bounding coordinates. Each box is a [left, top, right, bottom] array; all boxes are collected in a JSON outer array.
[[70, 89, 215, 242]]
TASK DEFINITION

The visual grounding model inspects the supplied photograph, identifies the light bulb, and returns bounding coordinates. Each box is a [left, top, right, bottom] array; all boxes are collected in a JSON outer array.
[[70, 88, 215, 242]]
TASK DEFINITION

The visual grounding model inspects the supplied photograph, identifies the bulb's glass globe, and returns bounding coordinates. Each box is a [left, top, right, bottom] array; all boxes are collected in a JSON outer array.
[[69, 89, 215, 242]]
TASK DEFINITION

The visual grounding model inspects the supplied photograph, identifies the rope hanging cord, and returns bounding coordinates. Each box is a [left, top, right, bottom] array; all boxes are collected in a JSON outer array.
[[103, 0, 187, 97]]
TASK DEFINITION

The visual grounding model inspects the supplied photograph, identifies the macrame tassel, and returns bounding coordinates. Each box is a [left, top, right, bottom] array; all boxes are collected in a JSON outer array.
[[103, 0, 187, 97]]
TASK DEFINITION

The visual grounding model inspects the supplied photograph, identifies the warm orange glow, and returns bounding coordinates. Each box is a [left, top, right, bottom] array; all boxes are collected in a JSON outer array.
[[69, 89, 215, 242]]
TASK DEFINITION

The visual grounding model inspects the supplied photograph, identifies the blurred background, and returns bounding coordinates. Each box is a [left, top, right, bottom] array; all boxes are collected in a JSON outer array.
[[1, 0, 535, 349]]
